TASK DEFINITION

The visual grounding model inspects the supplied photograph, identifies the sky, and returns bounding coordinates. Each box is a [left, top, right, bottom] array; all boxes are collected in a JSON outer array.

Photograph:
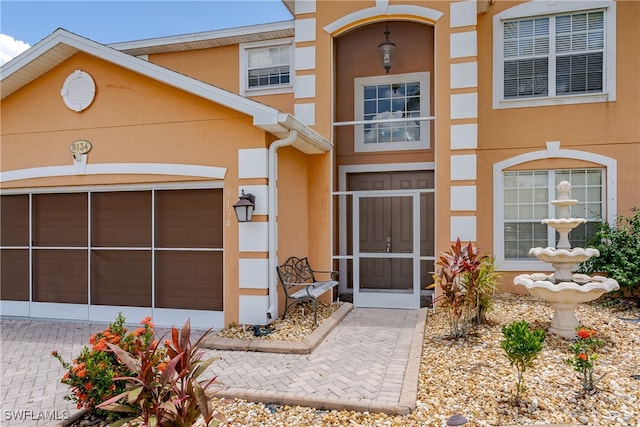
[[0, 0, 293, 65]]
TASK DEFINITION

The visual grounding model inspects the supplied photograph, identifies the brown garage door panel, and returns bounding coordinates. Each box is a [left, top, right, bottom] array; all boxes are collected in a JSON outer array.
[[33, 193, 88, 247], [1, 249, 29, 301], [33, 250, 88, 303], [1, 195, 29, 246], [92, 191, 152, 247], [156, 251, 223, 311], [91, 250, 152, 307], [155, 189, 223, 248]]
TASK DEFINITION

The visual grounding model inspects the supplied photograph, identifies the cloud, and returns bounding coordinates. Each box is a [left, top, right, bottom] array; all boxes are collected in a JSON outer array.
[[0, 34, 30, 66]]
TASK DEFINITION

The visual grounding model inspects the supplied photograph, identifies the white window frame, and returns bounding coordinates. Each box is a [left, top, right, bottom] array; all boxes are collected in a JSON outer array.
[[239, 38, 294, 96], [493, 143, 617, 272], [492, 1, 616, 109], [354, 72, 431, 153]]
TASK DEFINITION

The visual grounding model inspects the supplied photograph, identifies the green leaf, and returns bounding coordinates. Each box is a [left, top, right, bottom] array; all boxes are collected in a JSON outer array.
[[107, 343, 141, 373], [127, 385, 143, 405], [98, 402, 138, 413]]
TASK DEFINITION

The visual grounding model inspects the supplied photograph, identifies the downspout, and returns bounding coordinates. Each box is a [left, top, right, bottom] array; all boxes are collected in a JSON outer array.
[[266, 129, 298, 320]]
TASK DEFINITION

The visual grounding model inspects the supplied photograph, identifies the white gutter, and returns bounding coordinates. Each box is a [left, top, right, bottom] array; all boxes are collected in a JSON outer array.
[[266, 129, 298, 320]]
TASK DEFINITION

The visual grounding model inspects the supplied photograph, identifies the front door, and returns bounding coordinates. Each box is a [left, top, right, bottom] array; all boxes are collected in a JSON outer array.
[[345, 172, 434, 309]]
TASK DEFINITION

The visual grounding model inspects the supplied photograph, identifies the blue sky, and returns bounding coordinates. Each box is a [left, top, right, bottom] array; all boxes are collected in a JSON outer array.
[[0, 1, 293, 65]]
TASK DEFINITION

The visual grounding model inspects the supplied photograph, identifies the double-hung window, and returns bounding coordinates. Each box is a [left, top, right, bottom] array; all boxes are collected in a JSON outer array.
[[503, 169, 604, 262], [354, 72, 430, 152], [240, 40, 293, 96], [493, 1, 615, 108]]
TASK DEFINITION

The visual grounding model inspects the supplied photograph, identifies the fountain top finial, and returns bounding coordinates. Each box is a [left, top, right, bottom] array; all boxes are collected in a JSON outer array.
[[557, 180, 571, 201]]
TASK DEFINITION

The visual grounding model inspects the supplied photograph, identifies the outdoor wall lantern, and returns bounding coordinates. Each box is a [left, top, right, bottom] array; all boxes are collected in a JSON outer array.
[[378, 24, 396, 74], [233, 190, 256, 222]]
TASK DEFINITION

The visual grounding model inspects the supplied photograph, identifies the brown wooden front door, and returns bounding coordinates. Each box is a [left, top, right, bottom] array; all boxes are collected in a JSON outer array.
[[346, 171, 434, 308]]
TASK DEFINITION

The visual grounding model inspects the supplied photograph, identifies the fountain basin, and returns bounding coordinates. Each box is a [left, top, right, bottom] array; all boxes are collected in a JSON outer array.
[[528, 247, 599, 265], [514, 273, 620, 338]]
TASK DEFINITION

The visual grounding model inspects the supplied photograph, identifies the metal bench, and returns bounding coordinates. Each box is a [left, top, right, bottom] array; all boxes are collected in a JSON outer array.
[[276, 256, 339, 326]]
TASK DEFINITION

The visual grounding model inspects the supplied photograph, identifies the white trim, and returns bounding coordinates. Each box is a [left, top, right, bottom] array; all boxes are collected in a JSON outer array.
[[0, 163, 227, 183], [450, 1, 477, 28], [294, 103, 316, 126], [354, 72, 430, 153], [153, 308, 224, 329], [295, 18, 316, 43], [451, 154, 477, 181], [450, 216, 477, 242], [239, 221, 269, 252], [294, 74, 316, 99], [450, 123, 478, 150], [89, 305, 152, 324], [492, 142, 617, 271], [450, 32, 477, 59], [451, 185, 477, 211], [492, 1, 616, 110], [0, 301, 30, 317], [239, 295, 269, 325], [0, 181, 224, 195], [30, 302, 89, 320], [295, 1, 316, 15], [450, 62, 478, 89], [239, 148, 269, 179], [451, 92, 478, 119], [239, 258, 269, 289], [239, 38, 294, 97], [294, 46, 316, 71], [323, 4, 443, 35]]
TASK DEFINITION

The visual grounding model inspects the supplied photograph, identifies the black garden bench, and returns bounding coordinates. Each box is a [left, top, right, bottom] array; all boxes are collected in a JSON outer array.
[[276, 256, 339, 326]]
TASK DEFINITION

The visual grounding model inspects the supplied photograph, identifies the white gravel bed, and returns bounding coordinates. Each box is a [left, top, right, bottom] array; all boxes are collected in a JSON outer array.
[[208, 294, 639, 427]]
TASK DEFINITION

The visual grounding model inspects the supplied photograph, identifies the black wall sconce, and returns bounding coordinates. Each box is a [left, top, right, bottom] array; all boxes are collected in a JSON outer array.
[[233, 190, 256, 222], [378, 23, 396, 73]]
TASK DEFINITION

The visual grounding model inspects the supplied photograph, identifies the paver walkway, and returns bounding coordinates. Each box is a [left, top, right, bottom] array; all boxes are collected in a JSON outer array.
[[0, 308, 425, 426]]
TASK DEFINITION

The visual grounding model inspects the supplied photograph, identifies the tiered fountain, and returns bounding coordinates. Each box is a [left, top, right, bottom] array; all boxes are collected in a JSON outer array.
[[514, 181, 619, 339]]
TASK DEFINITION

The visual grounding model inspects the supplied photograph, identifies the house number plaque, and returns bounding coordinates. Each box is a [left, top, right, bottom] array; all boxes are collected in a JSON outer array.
[[70, 139, 92, 155]]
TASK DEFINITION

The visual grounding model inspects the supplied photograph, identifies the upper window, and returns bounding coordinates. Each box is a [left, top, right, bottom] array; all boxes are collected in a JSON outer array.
[[240, 39, 293, 96], [493, 1, 616, 109], [354, 72, 430, 152]]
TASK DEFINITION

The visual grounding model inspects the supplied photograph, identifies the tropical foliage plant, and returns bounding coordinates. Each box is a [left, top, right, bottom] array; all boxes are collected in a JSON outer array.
[[98, 319, 221, 427], [500, 320, 546, 406], [433, 238, 500, 338]]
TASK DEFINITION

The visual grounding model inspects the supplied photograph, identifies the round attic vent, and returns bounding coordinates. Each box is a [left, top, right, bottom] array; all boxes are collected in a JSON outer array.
[[61, 70, 96, 112]]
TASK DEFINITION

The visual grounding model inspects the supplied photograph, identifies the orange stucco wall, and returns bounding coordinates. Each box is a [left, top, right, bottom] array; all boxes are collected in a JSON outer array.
[[0, 51, 273, 325]]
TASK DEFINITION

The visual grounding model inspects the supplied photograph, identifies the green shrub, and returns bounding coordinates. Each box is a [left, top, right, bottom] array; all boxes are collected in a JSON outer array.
[[578, 208, 640, 295], [51, 313, 155, 420], [500, 320, 546, 406]]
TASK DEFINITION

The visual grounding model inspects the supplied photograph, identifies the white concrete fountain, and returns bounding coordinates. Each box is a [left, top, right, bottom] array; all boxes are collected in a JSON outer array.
[[514, 181, 619, 339]]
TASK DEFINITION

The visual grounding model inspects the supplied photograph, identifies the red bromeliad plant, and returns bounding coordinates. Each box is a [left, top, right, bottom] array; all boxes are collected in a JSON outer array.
[[52, 314, 156, 420], [98, 319, 221, 427], [434, 238, 499, 338]]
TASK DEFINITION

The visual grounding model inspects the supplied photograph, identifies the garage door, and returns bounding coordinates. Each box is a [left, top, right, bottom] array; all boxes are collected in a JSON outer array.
[[0, 188, 224, 328]]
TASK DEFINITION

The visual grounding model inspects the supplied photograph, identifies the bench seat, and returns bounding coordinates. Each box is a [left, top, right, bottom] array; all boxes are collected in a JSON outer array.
[[276, 256, 339, 326]]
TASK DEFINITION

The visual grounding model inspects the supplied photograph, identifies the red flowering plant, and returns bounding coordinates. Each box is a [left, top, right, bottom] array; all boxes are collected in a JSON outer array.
[[566, 327, 605, 393], [52, 314, 164, 420]]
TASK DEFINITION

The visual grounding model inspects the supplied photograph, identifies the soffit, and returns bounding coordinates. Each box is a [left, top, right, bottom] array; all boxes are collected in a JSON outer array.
[[109, 21, 294, 56]]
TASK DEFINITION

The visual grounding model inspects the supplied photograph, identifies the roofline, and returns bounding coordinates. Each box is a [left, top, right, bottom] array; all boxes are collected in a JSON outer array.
[[108, 20, 294, 54], [1, 28, 332, 154]]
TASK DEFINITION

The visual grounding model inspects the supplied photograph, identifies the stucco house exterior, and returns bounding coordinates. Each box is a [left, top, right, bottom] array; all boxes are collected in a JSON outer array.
[[1, 0, 638, 329]]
